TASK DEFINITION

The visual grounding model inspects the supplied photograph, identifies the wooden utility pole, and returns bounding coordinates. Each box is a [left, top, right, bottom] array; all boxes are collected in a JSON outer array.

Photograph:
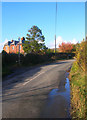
[[55, 1, 57, 60]]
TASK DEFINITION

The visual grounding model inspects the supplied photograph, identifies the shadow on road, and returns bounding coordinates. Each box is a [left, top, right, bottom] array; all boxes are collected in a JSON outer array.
[[2, 60, 74, 118], [2, 60, 72, 95], [2, 67, 41, 92], [2, 60, 70, 87], [3, 81, 57, 101]]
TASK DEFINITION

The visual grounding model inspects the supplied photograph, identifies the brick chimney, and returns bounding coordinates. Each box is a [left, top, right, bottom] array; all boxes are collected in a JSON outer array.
[[21, 37, 25, 41], [11, 40, 14, 42]]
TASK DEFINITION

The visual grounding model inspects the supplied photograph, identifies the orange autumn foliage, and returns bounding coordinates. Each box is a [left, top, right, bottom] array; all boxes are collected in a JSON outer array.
[[59, 42, 73, 53]]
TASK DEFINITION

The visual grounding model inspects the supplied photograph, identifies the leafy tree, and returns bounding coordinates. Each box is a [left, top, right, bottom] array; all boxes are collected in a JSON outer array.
[[71, 44, 76, 52], [23, 25, 46, 54], [59, 42, 73, 53], [76, 39, 87, 71], [71, 43, 80, 53], [46, 48, 54, 53]]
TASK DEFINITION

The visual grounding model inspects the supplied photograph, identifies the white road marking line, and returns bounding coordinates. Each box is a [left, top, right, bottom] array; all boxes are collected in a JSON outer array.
[[23, 71, 45, 86], [23, 65, 58, 86]]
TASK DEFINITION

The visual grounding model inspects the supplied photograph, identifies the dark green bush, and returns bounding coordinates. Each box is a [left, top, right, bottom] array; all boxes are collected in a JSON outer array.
[[2, 51, 23, 67], [2, 51, 75, 77], [2, 52, 75, 67]]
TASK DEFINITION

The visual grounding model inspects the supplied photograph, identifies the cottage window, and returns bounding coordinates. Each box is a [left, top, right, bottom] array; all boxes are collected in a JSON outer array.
[[12, 46, 14, 50], [6, 46, 7, 50]]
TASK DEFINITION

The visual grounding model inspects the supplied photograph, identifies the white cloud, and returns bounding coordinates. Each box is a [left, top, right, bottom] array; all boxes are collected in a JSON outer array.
[[48, 36, 78, 48], [71, 38, 78, 44], [48, 36, 66, 48], [56, 36, 67, 47], [0, 39, 9, 53]]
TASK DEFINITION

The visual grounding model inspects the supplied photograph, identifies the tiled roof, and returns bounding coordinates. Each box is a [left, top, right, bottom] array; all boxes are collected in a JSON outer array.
[[4, 40, 25, 46], [4, 41, 12, 46], [15, 41, 19, 45], [10, 41, 19, 45], [4, 38, 25, 46]]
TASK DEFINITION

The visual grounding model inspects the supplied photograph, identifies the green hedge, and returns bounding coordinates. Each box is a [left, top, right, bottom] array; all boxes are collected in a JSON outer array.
[[70, 40, 87, 119], [2, 51, 75, 77], [2, 52, 75, 67]]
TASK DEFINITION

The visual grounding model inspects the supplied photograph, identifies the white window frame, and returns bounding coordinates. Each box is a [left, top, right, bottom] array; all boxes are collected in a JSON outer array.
[[20, 45, 21, 50], [12, 46, 14, 50], [6, 46, 7, 50]]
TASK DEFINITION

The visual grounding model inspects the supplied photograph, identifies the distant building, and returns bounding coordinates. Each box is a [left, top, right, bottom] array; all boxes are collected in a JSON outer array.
[[3, 37, 25, 54]]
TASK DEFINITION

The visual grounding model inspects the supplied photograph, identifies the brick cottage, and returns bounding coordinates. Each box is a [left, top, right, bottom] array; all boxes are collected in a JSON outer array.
[[3, 37, 25, 54]]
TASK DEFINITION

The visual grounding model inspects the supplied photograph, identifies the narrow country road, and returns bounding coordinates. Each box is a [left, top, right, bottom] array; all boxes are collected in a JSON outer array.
[[2, 59, 74, 118]]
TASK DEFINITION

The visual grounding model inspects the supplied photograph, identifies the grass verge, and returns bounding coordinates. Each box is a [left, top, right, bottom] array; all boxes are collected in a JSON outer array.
[[70, 61, 86, 119]]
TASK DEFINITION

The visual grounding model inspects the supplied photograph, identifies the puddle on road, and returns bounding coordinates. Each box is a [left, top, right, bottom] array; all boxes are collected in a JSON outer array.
[[42, 72, 71, 118], [49, 77, 70, 100]]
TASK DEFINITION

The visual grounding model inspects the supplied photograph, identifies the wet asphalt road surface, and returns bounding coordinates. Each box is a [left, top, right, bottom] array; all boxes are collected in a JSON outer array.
[[2, 59, 74, 118]]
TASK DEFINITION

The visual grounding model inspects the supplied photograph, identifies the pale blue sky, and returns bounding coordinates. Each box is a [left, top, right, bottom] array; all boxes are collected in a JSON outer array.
[[1, 2, 85, 51]]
